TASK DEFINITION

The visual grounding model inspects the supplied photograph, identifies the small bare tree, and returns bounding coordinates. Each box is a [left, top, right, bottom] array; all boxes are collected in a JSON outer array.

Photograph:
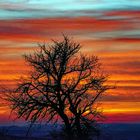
[[7, 36, 111, 139]]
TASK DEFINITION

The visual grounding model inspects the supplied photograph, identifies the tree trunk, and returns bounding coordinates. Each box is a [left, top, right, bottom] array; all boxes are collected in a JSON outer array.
[[75, 116, 82, 138], [60, 113, 73, 139]]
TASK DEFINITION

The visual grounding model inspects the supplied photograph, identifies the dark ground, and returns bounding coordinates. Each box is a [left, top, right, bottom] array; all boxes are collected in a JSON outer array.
[[0, 123, 140, 140]]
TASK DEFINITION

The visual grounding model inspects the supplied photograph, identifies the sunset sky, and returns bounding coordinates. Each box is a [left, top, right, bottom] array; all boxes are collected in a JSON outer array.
[[0, 0, 140, 124]]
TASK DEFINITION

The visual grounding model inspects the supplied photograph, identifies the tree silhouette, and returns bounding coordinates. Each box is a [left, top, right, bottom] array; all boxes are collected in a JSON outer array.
[[7, 36, 111, 139]]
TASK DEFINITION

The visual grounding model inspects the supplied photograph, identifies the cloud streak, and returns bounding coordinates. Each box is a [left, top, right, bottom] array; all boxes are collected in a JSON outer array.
[[0, 0, 140, 19]]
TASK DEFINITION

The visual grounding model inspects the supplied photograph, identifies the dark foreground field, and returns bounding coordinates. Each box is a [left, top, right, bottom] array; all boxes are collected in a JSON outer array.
[[0, 123, 140, 140]]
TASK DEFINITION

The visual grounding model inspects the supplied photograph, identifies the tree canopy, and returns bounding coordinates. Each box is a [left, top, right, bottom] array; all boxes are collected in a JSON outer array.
[[7, 36, 111, 139]]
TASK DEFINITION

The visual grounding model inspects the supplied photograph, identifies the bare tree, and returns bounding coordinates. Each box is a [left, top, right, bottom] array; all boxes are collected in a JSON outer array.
[[6, 36, 111, 139]]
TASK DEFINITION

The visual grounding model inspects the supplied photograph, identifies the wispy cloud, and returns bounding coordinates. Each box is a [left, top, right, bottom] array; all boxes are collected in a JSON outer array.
[[0, 0, 140, 19]]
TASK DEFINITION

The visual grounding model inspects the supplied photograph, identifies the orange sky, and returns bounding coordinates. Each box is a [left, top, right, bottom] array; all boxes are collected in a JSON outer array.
[[0, 10, 140, 123]]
